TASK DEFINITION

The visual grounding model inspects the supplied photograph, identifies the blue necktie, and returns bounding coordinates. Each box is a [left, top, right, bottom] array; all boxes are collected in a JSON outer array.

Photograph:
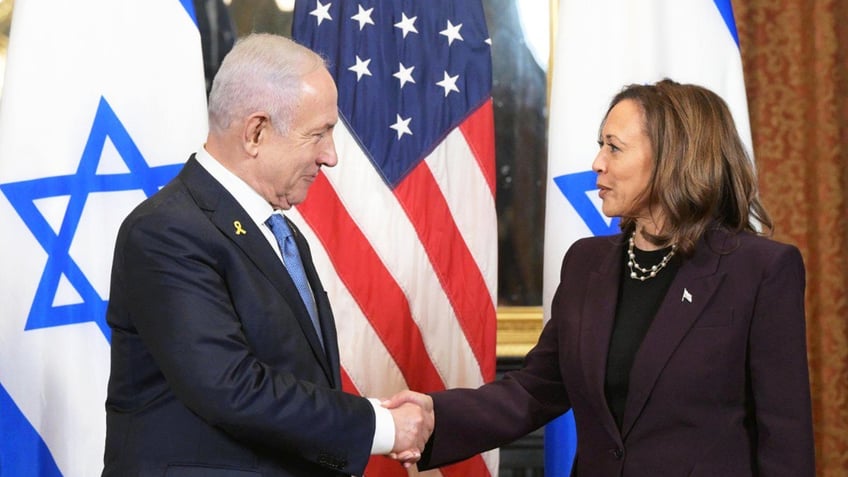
[[266, 214, 323, 349]]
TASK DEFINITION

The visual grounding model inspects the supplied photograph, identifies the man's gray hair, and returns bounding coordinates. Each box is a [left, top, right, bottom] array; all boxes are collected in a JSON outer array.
[[207, 33, 328, 135]]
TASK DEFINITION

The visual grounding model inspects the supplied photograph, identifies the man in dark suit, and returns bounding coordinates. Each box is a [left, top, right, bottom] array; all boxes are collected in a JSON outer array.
[[102, 33, 430, 477]]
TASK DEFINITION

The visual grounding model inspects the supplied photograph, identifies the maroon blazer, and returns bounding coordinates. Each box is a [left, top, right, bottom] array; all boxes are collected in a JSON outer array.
[[419, 228, 815, 476]]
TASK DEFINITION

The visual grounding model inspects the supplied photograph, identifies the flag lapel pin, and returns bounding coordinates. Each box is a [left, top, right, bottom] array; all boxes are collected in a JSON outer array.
[[682, 288, 693, 303]]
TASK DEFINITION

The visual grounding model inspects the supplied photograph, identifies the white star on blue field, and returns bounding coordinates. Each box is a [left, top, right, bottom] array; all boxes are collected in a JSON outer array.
[[0, 97, 182, 342]]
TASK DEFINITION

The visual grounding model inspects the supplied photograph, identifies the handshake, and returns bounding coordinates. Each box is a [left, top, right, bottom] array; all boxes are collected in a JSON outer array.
[[382, 390, 434, 468]]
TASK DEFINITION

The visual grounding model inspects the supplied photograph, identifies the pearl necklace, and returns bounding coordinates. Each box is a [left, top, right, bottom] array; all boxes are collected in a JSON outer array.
[[627, 232, 677, 281]]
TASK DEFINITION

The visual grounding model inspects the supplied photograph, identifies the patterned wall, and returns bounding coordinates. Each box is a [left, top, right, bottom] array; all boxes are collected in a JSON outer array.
[[734, 1, 848, 475]]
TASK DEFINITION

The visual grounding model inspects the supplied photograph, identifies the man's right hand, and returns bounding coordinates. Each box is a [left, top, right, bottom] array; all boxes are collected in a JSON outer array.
[[383, 391, 435, 467]]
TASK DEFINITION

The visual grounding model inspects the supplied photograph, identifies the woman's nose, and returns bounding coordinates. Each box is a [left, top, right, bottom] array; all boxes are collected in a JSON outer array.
[[591, 151, 605, 173]]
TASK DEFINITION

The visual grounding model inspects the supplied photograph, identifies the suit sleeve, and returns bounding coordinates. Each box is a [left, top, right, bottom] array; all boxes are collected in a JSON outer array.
[[112, 211, 375, 474], [748, 244, 816, 476], [419, 252, 576, 470], [418, 322, 569, 469]]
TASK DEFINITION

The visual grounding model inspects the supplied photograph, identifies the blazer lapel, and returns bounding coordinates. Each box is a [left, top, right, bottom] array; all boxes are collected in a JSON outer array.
[[179, 157, 336, 384], [579, 235, 627, 442], [620, 232, 728, 437]]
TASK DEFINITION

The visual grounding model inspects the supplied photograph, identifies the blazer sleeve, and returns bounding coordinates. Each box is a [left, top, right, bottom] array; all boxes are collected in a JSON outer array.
[[418, 319, 570, 470], [112, 209, 375, 474], [748, 244, 816, 476], [418, 248, 580, 470]]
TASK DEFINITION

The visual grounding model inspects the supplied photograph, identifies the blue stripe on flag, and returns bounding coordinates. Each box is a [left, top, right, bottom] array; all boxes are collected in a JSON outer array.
[[0, 383, 63, 477], [545, 411, 577, 477], [180, 0, 198, 27], [712, 0, 740, 47]]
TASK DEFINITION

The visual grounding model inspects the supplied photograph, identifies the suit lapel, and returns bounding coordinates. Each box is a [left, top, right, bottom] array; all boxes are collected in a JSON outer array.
[[579, 235, 627, 442], [179, 157, 336, 385], [287, 220, 342, 387], [620, 232, 727, 437]]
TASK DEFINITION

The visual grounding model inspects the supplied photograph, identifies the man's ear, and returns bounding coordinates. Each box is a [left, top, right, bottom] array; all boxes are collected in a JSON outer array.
[[243, 112, 270, 157]]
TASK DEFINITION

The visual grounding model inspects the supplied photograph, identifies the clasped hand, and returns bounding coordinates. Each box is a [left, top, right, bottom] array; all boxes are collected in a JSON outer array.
[[382, 390, 434, 468]]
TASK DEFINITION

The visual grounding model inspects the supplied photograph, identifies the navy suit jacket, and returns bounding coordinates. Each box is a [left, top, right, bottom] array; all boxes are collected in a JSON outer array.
[[420, 228, 815, 476], [103, 157, 375, 477]]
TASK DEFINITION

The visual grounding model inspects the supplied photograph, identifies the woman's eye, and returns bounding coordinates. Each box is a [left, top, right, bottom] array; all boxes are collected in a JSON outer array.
[[597, 140, 619, 152]]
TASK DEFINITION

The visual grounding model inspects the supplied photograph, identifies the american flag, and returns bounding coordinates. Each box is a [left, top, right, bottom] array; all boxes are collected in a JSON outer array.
[[291, 1, 498, 476]]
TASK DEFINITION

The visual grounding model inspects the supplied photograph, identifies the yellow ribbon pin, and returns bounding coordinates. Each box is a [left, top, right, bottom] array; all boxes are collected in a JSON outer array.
[[233, 220, 247, 235]]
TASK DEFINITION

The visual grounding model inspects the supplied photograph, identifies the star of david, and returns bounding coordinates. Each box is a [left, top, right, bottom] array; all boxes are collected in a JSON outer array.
[[0, 97, 183, 342], [553, 170, 620, 236], [179, 0, 197, 25]]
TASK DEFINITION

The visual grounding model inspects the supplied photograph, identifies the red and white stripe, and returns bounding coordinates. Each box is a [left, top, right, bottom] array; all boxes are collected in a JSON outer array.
[[291, 99, 498, 477]]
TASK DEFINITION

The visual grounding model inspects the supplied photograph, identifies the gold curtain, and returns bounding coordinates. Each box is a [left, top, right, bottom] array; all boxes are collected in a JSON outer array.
[[734, 1, 848, 475]]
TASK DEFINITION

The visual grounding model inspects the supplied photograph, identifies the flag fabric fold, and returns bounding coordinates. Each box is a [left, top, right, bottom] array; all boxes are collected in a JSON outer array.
[[291, 1, 498, 476], [543, 1, 752, 475], [0, 1, 207, 475]]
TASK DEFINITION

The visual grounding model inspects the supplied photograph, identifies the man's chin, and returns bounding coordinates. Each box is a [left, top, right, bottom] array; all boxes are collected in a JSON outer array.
[[286, 191, 309, 208]]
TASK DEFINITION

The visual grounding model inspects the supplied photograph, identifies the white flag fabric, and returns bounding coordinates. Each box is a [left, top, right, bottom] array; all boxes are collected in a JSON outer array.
[[0, 1, 207, 475], [543, 1, 751, 475]]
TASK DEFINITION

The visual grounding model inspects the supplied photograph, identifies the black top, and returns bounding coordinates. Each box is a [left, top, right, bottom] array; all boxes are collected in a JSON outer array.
[[605, 244, 680, 430]]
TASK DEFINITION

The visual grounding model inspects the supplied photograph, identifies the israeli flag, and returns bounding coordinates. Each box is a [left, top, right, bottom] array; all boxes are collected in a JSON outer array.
[[0, 1, 207, 475], [542, 1, 751, 475]]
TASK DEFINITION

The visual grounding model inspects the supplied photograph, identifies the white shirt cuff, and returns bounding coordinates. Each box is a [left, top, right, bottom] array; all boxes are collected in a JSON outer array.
[[368, 398, 395, 455]]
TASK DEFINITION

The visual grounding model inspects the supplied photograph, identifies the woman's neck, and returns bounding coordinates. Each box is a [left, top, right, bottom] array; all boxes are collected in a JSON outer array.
[[633, 219, 666, 251]]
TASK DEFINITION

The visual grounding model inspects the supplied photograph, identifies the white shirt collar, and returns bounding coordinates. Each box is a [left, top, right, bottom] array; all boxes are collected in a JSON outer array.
[[194, 146, 277, 226]]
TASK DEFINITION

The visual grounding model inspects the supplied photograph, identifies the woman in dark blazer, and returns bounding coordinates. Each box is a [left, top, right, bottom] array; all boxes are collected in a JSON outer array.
[[386, 79, 815, 476]]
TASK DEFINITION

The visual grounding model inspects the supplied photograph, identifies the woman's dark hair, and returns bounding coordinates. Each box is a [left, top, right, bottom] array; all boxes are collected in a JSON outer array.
[[602, 79, 772, 255]]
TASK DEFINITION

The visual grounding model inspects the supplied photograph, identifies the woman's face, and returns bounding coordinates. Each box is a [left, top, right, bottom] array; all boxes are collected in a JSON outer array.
[[592, 99, 655, 221]]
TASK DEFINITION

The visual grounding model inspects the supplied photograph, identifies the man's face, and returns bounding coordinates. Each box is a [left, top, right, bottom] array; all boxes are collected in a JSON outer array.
[[257, 67, 339, 210]]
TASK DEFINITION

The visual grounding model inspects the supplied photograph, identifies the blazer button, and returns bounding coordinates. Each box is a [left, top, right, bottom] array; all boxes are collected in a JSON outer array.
[[610, 448, 624, 459]]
